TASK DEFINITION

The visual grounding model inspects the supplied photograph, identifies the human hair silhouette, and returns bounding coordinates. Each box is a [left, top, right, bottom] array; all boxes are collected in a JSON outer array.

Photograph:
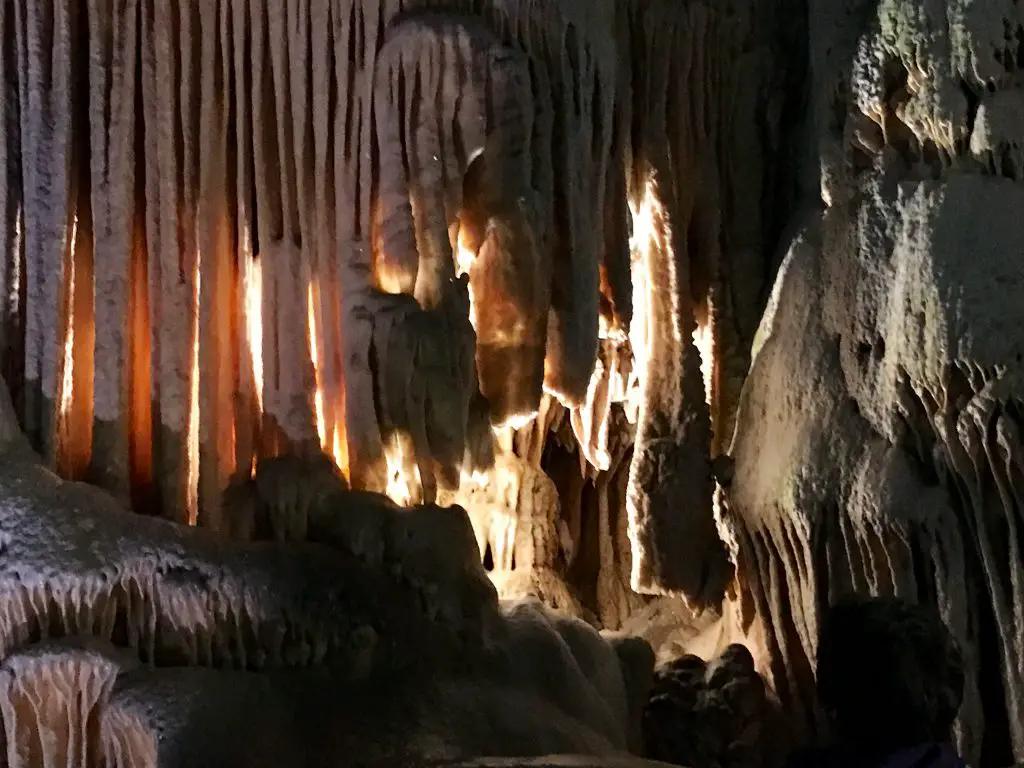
[[815, 595, 964, 754]]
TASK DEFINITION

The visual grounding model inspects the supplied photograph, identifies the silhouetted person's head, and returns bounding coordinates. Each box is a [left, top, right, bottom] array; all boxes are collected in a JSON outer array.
[[815, 595, 964, 755]]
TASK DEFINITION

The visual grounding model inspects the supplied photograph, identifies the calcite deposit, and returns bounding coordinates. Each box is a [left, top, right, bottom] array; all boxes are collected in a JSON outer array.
[[5, 0, 1024, 765], [0, 375, 659, 765], [724, 2, 1024, 766], [0, 0, 780, 608]]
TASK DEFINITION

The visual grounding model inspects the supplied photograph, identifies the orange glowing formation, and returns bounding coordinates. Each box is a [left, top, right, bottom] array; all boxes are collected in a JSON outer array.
[[244, 253, 263, 413], [186, 254, 201, 526], [59, 215, 79, 421], [238, 254, 490, 507], [307, 281, 327, 448]]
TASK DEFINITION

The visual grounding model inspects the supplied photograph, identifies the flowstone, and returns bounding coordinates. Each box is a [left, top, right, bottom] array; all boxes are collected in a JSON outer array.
[[0, 378, 656, 766], [725, 1, 1024, 763]]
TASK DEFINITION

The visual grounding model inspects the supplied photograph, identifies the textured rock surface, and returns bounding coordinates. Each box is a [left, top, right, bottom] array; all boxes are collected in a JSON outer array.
[[0, 376, 655, 766], [724, 1, 1024, 765], [98, 600, 653, 767], [0, 375, 500, 683], [0, 639, 136, 767], [642, 645, 772, 768]]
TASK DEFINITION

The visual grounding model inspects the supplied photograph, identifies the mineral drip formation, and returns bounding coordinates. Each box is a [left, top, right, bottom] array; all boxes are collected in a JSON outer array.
[[0, 0, 798, 613], [0, 374, 661, 766], [9, 0, 1024, 764]]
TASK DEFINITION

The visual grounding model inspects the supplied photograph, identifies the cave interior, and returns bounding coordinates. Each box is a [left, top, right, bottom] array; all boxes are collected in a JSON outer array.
[[0, 0, 1023, 766]]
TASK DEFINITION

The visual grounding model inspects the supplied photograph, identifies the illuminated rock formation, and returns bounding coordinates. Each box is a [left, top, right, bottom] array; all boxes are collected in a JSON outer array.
[[0, 0, 791, 618], [0, 639, 135, 767], [0, 375, 657, 765], [31, 0, 1024, 766], [0, 0, 800, 760]]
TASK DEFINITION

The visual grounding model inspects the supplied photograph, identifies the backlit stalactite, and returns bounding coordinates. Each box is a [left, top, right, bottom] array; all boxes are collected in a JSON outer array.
[[0, 0, 791, 611]]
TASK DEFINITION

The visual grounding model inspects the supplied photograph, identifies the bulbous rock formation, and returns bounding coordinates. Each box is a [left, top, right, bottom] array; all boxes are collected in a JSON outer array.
[[642, 645, 771, 768], [0, 375, 658, 765]]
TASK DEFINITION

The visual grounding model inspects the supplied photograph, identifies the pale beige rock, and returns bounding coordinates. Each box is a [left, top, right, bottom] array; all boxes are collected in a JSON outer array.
[[727, 2, 1024, 755], [0, 639, 136, 768]]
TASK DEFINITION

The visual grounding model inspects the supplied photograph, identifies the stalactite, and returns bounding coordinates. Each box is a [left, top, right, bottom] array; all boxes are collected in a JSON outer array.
[[229, 0, 262, 474], [0, 0, 22, 402], [0, 0, 796, 633], [16, 0, 74, 459], [195, 0, 238, 532], [86, 0, 138, 500], [0, 640, 135, 768], [138, 0, 198, 523], [309, 0, 345, 473]]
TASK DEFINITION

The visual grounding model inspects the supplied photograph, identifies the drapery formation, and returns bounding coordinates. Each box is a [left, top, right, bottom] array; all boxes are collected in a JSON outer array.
[[0, 0, 796, 608]]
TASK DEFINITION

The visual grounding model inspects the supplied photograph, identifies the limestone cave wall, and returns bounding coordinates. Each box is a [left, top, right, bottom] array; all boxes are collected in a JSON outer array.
[[727, 2, 1024, 765]]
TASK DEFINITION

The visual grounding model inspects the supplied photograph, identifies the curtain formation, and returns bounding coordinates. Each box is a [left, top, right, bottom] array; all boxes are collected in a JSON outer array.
[[0, 0, 785, 608]]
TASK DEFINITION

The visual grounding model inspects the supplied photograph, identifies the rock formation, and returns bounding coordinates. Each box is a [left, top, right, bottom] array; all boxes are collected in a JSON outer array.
[[7, 0, 1024, 766], [0, 373, 659, 765], [724, 3, 1024, 766], [0, 0, 798, 614], [643, 645, 771, 768]]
